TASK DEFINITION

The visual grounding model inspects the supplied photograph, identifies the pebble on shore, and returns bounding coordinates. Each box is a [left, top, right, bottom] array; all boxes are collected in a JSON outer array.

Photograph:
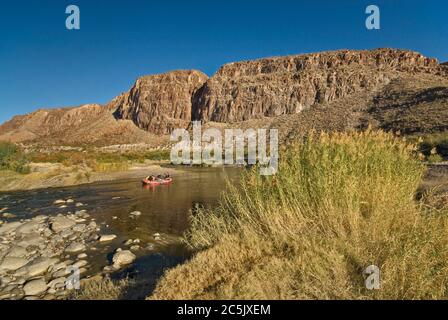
[[129, 211, 142, 217], [99, 235, 117, 242], [112, 250, 136, 269], [0, 199, 166, 300], [23, 278, 47, 296], [0, 208, 105, 300]]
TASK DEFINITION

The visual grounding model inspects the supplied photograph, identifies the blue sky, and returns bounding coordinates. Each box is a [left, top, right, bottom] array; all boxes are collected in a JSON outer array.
[[0, 0, 447, 123]]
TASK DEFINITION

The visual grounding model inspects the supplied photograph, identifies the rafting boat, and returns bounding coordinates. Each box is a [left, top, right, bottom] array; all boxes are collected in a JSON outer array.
[[142, 177, 173, 186]]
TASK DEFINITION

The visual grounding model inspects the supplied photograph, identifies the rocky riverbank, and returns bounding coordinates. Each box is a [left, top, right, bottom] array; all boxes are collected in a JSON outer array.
[[0, 199, 162, 300]]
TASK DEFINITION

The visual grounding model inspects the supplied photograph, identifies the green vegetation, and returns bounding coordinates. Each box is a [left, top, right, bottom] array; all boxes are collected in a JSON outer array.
[[151, 131, 448, 300], [28, 149, 170, 172], [427, 154, 444, 164], [409, 132, 448, 162], [0, 142, 30, 174], [0, 141, 170, 176]]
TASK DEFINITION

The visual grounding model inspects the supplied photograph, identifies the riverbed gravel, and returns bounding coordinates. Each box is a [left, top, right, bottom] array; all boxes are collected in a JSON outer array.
[[0, 200, 156, 300]]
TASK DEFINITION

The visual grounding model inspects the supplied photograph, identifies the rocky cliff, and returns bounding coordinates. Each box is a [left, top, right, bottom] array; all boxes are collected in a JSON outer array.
[[194, 49, 443, 123], [0, 70, 208, 146], [0, 48, 446, 147], [114, 70, 208, 135], [0, 104, 158, 146]]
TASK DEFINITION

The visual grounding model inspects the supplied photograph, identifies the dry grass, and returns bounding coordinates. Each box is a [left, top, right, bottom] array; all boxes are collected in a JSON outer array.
[[69, 277, 129, 300], [151, 130, 448, 300], [92, 162, 129, 173], [0, 141, 30, 174], [28, 149, 170, 173]]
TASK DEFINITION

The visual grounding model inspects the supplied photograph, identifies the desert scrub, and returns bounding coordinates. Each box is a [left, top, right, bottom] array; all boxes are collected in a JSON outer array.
[[410, 132, 448, 160], [92, 161, 129, 173], [122, 149, 171, 162], [427, 154, 444, 164], [69, 277, 129, 300], [151, 130, 448, 300], [29, 150, 91, 166], [0, 142, 30, 174], [28, 149, 170, 169]]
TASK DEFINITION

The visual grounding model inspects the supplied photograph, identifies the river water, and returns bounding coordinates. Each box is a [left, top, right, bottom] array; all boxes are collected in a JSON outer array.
[[0, 167, 241, 298]]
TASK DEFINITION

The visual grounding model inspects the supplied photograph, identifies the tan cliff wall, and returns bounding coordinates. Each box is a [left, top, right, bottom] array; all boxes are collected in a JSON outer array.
[[193, 49, 442, 123], [114, 70, 208, 135], [0, 48, 446, 146]]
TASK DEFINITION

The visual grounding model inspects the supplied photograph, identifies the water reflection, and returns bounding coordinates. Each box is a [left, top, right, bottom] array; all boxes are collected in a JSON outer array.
[[0, 167, 241, 291]]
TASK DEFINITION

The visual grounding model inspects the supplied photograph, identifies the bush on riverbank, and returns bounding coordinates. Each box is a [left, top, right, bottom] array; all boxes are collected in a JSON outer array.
[[409, 132, 448, 162], [28, 149, 170, 172], [0, 141, 30, 174], [150, 130, 448, 300], [69, 277, 129, 300]]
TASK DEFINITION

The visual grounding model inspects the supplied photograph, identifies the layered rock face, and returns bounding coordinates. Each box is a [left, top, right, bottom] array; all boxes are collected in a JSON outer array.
[[0, 104, 107, 143], [115, 70, 208, 135], [194, 49, 442, 123], [0, 104, 156, 146], [0, 48, 446, 147], [0, 70, 208, 145]]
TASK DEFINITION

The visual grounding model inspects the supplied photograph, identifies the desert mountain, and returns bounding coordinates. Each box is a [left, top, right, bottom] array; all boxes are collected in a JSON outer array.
[[0, 48, 447, 147], [114, 70, 208, 135], [194, 49, 443, 121], [0, 103, 158, 147]]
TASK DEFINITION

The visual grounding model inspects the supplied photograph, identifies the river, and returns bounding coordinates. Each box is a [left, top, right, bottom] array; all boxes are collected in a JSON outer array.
[[0, 167, 241, 299]]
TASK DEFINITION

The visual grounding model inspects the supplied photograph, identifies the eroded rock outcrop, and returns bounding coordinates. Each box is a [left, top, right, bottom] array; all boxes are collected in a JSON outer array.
[[0, 103, 157, 146], [114, 70, 208, 135], [0, 49, 446, 146], [194, 49, 442, 123]]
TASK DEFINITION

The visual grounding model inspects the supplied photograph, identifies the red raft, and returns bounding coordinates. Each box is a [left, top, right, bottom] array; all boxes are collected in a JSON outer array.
[[142, 177, 173, 186]]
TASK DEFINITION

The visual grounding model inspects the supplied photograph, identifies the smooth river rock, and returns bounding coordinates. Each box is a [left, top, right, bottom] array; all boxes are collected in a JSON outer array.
[[18, 233, 45, 247], [99, 235, 117, 242], [0, 222, 23, 235], [23, 278, 47, 296], [72, 260, 88, 268], [48, 277, 66, 289], [72, 224, 87, 233], [112, 250, 136, 268], [15, 220, 42, 234], [2, 213, 17, 219], [6, 246, 28, 258], [51, 217, 76, 233], [77, 253, 87, 259], [0, 257, 29, 272], [19, 257, 59, 278], [65, 242, 86, 253]]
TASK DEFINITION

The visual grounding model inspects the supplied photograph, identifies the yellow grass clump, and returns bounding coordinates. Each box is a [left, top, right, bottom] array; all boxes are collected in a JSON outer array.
[[150, 130, 448, 300], [69, 277, 129, 300]]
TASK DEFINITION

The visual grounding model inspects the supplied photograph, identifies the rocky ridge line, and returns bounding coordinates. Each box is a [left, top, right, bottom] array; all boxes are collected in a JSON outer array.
[[0, 48, 446, 146]]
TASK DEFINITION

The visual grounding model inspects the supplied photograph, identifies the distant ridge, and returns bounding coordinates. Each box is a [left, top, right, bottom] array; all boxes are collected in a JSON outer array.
[[1, 48, 447, 146]]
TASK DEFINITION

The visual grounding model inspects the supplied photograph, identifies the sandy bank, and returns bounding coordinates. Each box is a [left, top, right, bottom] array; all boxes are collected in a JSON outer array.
[[0, 162, 182, 192]]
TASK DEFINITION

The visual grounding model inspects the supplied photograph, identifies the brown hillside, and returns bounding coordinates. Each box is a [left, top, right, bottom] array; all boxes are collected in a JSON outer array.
[[0, 49, 446, 147]]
